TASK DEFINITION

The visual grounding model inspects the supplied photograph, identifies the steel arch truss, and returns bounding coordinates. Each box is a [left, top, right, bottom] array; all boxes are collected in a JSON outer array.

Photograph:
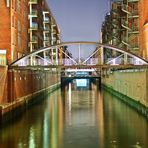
[[10, 41, 148, 67]]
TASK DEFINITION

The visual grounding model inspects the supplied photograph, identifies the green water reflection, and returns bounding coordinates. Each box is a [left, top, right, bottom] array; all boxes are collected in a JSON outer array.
[[0, 82, 148, 148]]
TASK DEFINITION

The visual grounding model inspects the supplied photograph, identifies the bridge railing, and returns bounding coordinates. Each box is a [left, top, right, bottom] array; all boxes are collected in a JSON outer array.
[[107, 57, 145, 65]]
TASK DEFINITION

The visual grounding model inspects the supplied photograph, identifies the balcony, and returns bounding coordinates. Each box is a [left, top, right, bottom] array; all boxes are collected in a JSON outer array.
[[128, 26, 139, 34], [121, 19, 130, 30], [112, 29, 119, 36], [30, 23, 38, 30], [112, 8, 119, 14], [130, 44, 139, 48], [30, 36, 38, 43], [29, 0, 37, 4], [112, 18, 118, 23], [121, 4, 130, 14], [44, 17, 50, 23], [112, 19, 119, 28], [118, 43, 124, 49], [129, 10, 139, 18], [51, 31, 57, 35], [129, 43, 139, 50], [29, 10, 37, 17], [44, 27, 50, 31], [128, 0, 139, 2], [112, 23, 118, 29], [44, 37, 50, 41], [122, 37, 130, 46], [51, 37, 57, 41], [52, 33, 57, 38]]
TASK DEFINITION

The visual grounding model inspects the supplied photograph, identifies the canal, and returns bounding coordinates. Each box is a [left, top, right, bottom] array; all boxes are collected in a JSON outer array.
[[0, 81, 148, 148]]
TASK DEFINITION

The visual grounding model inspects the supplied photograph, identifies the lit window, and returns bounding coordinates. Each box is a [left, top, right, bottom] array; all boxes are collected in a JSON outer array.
[[6, 0, 10, 7]]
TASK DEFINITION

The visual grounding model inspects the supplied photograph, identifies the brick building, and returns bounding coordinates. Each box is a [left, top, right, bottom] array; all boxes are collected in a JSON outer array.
[[101, 0, 148, 60], [0, 0, 28, 65], [140, 0, 148, 59], [0, 0, 61, 65]]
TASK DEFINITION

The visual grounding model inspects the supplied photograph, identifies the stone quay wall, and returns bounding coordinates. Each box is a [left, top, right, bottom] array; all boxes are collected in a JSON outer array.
[[102, 69, 148, 117]]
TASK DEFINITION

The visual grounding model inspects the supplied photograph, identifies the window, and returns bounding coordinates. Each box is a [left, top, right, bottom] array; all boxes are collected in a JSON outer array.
[[12, 15, 14, 27], [0, 50, 7, 65], [17, 0, 20, 12], [6, 0, 10, 7], [18, 21, 21, 47]]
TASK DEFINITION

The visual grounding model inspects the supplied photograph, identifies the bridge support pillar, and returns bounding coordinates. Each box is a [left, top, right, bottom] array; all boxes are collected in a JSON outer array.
[[100, 46, 104, 65], [55, 47, 58, 65], [124, 53, 128, 64]]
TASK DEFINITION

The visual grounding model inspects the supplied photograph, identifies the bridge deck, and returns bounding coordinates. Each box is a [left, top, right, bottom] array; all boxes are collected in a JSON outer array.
[[9, 64, 148, 70]]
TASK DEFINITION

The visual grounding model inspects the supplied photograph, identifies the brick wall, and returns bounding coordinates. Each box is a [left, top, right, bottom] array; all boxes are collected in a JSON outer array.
[[0, 0, 11, 64], [0, 0, 29, 64], [140, 0, 148, 59], [6, 69, 59, 103], [0, 66, 8, 103]]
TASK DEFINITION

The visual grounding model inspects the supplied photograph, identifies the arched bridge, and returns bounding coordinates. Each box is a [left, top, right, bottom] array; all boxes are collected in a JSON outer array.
[[10, 41, 148, 70]]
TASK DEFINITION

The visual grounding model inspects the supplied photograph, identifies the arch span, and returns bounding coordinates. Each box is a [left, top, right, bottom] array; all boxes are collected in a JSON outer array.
[[10, 41, 148, 66]]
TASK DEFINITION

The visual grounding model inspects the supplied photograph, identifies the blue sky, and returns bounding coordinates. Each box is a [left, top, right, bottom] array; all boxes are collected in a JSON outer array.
[[47, 0, 109, 42]]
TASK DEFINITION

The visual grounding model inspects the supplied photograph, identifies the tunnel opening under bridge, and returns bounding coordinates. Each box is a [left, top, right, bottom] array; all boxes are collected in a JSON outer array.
[[60, 76, 101, 90]]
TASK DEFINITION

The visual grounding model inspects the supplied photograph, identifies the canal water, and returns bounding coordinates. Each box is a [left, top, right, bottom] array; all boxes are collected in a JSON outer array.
[[0, 81, 148, 148]]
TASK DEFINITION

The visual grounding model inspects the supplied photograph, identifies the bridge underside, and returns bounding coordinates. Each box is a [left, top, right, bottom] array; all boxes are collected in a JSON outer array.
[[10, 64, 148, 70]]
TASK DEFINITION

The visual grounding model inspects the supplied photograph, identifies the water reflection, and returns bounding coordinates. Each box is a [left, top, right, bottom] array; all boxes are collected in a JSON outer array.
[[62, 81, 100, 148], [47, 90, 64, 148], [0, 80, 148, 148], [103, 92, 148, 148]]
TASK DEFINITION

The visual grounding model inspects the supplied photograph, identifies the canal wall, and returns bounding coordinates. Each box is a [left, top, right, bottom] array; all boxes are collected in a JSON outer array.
[[0, 66, 60, 121], [102, 69, 148, 117]]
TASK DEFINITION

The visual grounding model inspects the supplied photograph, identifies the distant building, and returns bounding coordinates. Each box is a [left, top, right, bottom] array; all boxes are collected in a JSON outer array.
[[0, 0, 61, 65], [28, 0, 61, 65], [101, 0, 148, 60], [140, 0, 148, 60]]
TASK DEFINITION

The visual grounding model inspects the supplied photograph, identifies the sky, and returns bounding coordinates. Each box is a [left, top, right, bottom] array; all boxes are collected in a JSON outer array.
[[47, 0, 110, 42]]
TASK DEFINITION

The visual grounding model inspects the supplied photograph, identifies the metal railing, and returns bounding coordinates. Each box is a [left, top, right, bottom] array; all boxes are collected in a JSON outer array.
[[121, 19, 130, 30], [44, 17, 50, 23], [44, 37, 50, 41], [128, 0, 139, 2], [129, 10, 139, 17], [130, 43, 139, 49], [29, 0, 37, 3], [30, 23, 38, 30], [128, 26, 139, 33], [31, 36, 38, 43], [122, 37, 130, 46], [44, 26, 50, 31], [122, 4, 130, 14], [30, 10, 37, 16]]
